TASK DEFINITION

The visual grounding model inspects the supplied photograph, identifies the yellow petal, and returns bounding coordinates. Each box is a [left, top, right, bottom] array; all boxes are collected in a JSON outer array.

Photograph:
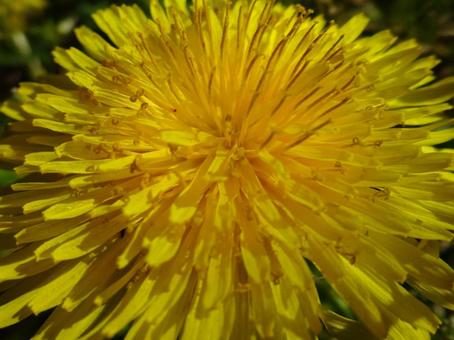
[[43, 199, 96, 220]]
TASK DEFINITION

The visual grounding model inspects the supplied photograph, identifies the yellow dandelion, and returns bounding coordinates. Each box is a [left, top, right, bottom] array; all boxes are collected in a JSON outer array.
[[0, 0, 46, 33], [0, 0, 453, 339]]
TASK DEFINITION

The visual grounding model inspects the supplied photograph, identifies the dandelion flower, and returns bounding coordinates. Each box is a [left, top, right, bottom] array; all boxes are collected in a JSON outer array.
[[0, 0, 46, 33], [0, 0, 453, 339]]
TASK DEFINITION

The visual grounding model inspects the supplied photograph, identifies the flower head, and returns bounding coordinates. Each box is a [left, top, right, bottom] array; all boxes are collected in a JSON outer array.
[[0, 0, 453, 339]]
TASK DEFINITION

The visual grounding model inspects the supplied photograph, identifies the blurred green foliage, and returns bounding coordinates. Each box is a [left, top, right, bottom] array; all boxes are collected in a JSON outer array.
[[0, 0, 452, 339]]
